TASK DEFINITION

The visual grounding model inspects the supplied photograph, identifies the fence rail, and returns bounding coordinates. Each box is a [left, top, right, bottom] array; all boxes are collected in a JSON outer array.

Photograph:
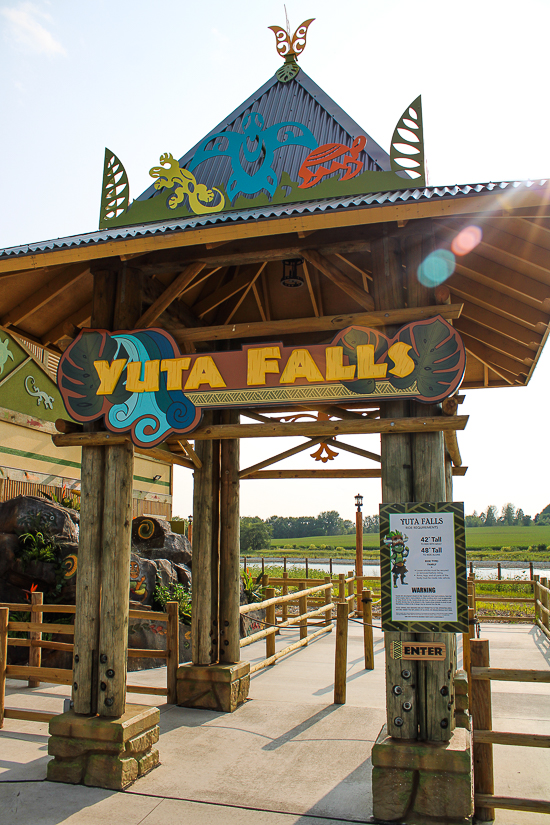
[[0, 600, 180, 727]]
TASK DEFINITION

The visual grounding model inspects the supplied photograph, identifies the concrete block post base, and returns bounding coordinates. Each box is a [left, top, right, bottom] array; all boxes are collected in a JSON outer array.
[[47, 704, 160, 790], [371, 725, 474, 825], [177, 661, 250, 712]]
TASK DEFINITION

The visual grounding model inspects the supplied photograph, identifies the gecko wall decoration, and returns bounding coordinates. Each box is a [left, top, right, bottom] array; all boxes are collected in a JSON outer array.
[[25, 375, 55, 410]]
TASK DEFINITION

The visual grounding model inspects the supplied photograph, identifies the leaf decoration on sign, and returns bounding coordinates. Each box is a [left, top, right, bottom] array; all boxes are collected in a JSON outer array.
[[338, 326, 389, 395], [390, 96, 425, 183], [59, 331, 128, 419], [100, 148, 129, 227], [392, 318, 465, 399]]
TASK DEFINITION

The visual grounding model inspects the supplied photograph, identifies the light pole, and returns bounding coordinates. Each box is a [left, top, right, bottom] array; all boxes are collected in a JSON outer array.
[[355, 494, 363, 616]]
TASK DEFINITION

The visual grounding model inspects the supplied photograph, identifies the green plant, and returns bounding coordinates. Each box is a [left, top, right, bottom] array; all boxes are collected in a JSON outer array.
[[39, 486, 80, 511], [241, 569, 265, 603], [153, 578, 192, 624]]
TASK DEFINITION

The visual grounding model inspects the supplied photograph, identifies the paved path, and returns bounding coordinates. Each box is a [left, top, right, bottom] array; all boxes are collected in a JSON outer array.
[[0, 622, 548, 824]]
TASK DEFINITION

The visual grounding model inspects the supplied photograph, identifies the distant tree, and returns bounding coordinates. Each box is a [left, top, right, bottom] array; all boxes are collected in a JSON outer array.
[[514, 508, 525, 526], [465, 511, 483, 527], [535, 504, 550, 524], [363, 514, 380, 534], [240, 517, 272, 552], [484, 505, 498, 526], [342, 519, 355, 534], [523, 514, 532, 526], [500, 503, 516, 526], [317, 510, 344, 535]]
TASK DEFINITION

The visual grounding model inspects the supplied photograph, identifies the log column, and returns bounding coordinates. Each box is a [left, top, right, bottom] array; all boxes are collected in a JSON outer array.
[[219, 410, 241, 664]]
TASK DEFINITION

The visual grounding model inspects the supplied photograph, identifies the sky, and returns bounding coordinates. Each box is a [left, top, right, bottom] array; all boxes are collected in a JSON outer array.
[[1, 0, 549, 521]]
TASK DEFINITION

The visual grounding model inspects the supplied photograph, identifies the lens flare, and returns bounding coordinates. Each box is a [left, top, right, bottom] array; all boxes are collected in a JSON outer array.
[[451, 225, 482, 256], [417, 249, 456, 287]]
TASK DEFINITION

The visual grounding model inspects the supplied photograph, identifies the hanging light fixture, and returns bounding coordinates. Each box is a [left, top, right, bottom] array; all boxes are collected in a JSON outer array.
[[355, 493, 363, 511], [281, 258, 304, 288]]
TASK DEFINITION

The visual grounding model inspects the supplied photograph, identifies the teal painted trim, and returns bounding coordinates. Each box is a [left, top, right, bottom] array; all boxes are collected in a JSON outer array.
[[133, 474, 170, 488], [0, 444, 82, 470]]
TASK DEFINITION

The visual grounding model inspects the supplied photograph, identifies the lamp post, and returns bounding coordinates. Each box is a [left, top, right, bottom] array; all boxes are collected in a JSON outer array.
[[187, 514, 193, 545], [355, 494, 363, 616]]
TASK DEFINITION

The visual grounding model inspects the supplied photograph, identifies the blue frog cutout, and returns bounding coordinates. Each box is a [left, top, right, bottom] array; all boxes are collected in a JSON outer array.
[[188, 112, 318, 203]]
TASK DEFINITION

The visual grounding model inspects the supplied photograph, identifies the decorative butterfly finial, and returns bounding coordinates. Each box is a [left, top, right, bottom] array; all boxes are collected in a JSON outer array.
[[268, 16, 314, 83]]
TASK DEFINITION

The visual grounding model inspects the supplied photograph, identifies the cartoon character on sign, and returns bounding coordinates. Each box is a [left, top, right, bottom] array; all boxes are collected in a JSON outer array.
[[383, 531, 410, 588], [298, 136, 367, 189]]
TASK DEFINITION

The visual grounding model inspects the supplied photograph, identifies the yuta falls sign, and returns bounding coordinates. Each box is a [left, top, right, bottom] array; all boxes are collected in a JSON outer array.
[[57, 317, 465, 448]]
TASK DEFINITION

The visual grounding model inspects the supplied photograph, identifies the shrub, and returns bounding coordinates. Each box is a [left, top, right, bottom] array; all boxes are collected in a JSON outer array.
[[153, 579, 192, 624]]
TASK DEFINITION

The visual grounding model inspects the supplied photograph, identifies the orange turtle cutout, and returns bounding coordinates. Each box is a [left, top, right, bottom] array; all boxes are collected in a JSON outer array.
[[298, 136, 367, 189]]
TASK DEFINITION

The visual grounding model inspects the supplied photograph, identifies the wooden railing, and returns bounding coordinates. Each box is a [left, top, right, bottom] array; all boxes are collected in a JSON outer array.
[[535, 576, 550, 641], [0, 600, 180, 727], [471, 637, 550, 820]]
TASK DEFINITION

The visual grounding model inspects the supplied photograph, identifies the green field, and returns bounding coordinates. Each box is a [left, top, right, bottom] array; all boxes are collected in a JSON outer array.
[[268, 525, 550, 551]]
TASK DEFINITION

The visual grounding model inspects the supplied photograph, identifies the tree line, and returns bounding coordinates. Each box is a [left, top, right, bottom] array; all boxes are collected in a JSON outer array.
[[239, 503, 550, 552]]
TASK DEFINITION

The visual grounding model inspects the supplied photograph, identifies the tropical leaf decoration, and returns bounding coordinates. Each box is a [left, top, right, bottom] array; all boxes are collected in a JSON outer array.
[[99, 148, 129, 227], [390, 96, 425, 183], [392, 318, 465, 399], [337, 326, 389, 396], [59, 331, 128, 420]]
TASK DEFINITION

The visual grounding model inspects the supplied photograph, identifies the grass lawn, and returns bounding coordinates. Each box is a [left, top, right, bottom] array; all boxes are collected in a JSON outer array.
[[251, 525, 550, 561]]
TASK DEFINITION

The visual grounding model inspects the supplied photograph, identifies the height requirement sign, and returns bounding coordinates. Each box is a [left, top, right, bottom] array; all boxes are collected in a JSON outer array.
[[379, 502, 468, 633]]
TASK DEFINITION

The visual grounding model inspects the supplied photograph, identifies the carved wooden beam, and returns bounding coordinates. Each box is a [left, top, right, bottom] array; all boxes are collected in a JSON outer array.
[[242, 467, 468, 479]]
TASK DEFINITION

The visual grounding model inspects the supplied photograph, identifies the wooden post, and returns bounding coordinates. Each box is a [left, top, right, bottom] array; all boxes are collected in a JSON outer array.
[[334, 602, 348, 704], [282, 572, 289, 623], [497, 563, 502, 580], [305, 557, 309, 578], [166, 601, 179, 704], [28, 590, 43, 688], [324, 577, 332, 627], [471, 639, 495, 822], [187, 518, 193, 545], [329, 558, 333, 577], [209, 425, 221, 664], [262, 557, 265, 574], [338, 573, 346, 603], [219, 410, 240, 665], [299, 582, 308, 640], [529, 561, 534, 581], [192, 424, 214, 666], [0, 607, 8, 728], [283, 556, 287, 572], [97, 441, 134, 717], [542, 578, 549, 633], [363, 589, 374, 670], [265, 588, 276, 659], [347, 572, 354, 616], [534, 576, 539, 623], [470, 562, 474, 577], [243, 556, 247, 572], [355, 508, 363, 616]]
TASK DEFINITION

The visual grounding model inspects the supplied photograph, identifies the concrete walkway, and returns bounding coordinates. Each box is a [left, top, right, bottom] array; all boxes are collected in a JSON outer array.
[[0, 622, 548, 824]]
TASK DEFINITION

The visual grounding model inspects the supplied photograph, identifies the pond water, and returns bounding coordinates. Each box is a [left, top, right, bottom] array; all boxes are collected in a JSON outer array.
[[241, 559, 549, 580]]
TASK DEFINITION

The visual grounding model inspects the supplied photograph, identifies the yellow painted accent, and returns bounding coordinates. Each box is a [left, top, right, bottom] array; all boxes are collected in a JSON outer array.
[[95, 359, 128, 395], [160, 357, 191, 390], [184, 356, 227, 391], [325, 347, 356, 381], [247, 347, 281, 385], [149, 153, 225, 215], [280, 349, 324, 384], [387, 342, 415, 377], [356, 345, 387, 379], [126, 360, 160, 393]]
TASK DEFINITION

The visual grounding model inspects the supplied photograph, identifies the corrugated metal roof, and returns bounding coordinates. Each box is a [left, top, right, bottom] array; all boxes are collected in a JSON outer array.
[[137, 70, 391, 204], [1, 180, 546, 261]]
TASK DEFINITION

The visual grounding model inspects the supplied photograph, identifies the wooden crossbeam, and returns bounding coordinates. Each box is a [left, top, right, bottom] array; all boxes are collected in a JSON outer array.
[[194, 268, 256, 318], [456, 318, 534, 364], [456, 297, 542, 349], [51, 432, 194, 468], [324, 438, 381, 463], [301, 249, 375, 311], [137, 262, 206, 327], [461, 333, 527, 382], [41, 301, 93, 346], [243, 467, 468, 479], [225, 262, 266, 324], [1, 264, 89, 328], [171, 304, 463, 344], [302, 260, 320, 317], [239, 438, 326, 478], [450, 272, 548, 329], [189, 416, 469, 440], [177, 439, 202, 468]]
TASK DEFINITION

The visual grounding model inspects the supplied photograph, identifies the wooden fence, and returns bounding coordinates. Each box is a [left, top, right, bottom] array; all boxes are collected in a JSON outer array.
[[471, 637, 550, 819], [0, 598, 180, 727], [535, 576, 550, 640]]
